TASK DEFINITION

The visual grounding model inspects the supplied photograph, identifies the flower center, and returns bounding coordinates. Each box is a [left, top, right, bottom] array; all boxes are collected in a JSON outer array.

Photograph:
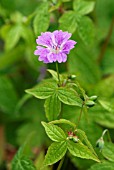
[[51, 45, 61, 54]]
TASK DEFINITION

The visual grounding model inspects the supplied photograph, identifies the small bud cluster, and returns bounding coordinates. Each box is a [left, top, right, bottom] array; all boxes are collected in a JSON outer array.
[[85, 95, 98, 108], [67, 131, 79, 143]]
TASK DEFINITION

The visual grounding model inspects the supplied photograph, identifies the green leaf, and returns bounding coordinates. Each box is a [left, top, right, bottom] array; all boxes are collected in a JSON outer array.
[[34, 150, 50, 170], [16, 99, 46, 147], [68, 43, 101, 85], [0, 45, 24, 70], [5, 24, 22, 50], [67, 141, 100, 162], [98, 100, 114, 113], [78, 16, 95, 46], [50, 119, 76, 128], [47, 69, 62, 82], [88, 162, 114, 170], [12, 156, 36, 170], [77, 129, 98, 157], [12, 132, 37, 170], [0, 76, 18, 114], [59, 11, 79, 33], [47, 69, 58, 81], [102, 49, 114, 75], [102, 143, 114, 162], [73, 0, 95, 15], [58, 87, 83, 107], [43, 141, 67, 166], [41, 122, 66, 142], [33, 2, 50, 35], [25, 80, 57, 99], [93, 75, 114, 98], [44, 93, 61, 121], [15, 94, 32, 113], [90, 106, 114, 128], [21, 26, 34, 46], [10, 11, 23, 23]]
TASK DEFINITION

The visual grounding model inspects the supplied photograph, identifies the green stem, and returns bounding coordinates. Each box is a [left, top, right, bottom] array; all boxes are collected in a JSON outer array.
[[56, 157, 64, 170], [107, 130, 112, 143], [56, 62, 60, 86], [102, 129, 112, 143], [77, 103, 84, 128]]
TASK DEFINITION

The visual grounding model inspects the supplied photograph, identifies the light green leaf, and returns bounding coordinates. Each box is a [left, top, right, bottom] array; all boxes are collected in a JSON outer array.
[[98, 100, 114, 113], [41, 122, 66, 142], [67, 141, 100, 162], [47, 69, 62, 82], [93, 75, 114, 98], [25, 80, 57, 99], [50, 119, 76, 128], [5, 24, 22, 50], [77, 129, 98, 157], [0, 76, 18, 114], [44, 93, 61, 121], [102, 143, 114, 162], [47, 69, 58, 81], [59, 11, 79, 33], [10, 11, 23, 23], [73, 0, 95, 15], [43, 141, 67, 166], [21, 26, 34, 46], [89, 162, 114, 170], [33, 2, 50, 35], [78, 16, 95, 46], [58, 87, 83, 107], [91, 106, 114, 128]]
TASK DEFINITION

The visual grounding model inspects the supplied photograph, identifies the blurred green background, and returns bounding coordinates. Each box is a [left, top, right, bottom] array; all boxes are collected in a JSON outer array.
[[0, 0, 114, 169]]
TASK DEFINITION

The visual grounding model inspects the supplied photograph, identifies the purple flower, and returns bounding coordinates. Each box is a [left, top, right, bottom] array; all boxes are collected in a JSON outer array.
[[34, 30, 77, 63]]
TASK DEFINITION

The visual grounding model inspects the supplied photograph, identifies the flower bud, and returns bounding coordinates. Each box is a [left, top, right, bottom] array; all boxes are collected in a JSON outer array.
[[85, 100, 95, 107], [68, 75, 76, 80], [89, 95, 98, 101], [72, 136, 79, 143], [96, 137, 104, 151], [67, 131, 73, 139]]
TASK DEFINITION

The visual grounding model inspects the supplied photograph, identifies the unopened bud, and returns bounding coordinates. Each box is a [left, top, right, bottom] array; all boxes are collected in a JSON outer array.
[[72, 136, 79, 143], [85, 100, 95, 107], [68, 75, 76, 80], [96, 137, 104, 151], [89, 95, 98, 101]]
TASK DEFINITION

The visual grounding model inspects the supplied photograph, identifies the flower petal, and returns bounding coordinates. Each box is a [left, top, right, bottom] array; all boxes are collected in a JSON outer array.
[[34, 46, 50, 56], [34, 46, 50, 63], [63, 40, 77, 54], [53, 30, 71, 46], [61, 53, 67, 62], [34, 30, 76, 63], [36, 32, 53, 48], [47, 53, 56, 63]]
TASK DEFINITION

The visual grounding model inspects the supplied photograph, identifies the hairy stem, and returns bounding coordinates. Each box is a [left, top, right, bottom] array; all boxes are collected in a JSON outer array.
[[102, 129, 112, 143]]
